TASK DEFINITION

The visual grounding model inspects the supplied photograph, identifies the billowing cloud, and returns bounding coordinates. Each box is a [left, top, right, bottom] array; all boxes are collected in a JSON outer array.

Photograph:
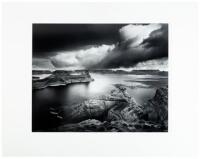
[[111, 58, 168, 72], [141, 24, 168, 57], [119, 24, 161, 47], [33, 24, 168, 70], [50, 44, 115, 69], [132, 57, 168, 71], [98, 24, 168, 68]]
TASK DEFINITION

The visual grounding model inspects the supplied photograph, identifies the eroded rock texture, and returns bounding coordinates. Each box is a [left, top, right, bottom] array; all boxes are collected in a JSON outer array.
[[51, 85, 168, 132], [141, 87, 168, 130]]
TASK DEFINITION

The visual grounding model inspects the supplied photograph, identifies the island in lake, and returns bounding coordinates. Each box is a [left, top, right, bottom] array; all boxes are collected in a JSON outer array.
[[32, 69, 168, 132]]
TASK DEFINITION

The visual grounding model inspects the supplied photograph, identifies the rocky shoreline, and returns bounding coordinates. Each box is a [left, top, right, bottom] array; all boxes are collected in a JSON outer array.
[[32, 70, 94, 90], [47, 84, 168, 132]]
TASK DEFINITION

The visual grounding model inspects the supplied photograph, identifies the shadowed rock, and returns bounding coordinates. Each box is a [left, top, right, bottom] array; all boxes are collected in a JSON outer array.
[[49, 86, 168, 132], [140, 87, 168, 130], [106, 84, 143, 122], [57, 119, 137, 132], [56, 100, 117, 123], [56, 119, 163, 132]]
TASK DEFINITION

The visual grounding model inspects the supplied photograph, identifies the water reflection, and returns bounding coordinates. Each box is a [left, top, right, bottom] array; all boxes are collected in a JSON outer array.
[[88, 74, 114, 94], [32, 73, 167, 131]]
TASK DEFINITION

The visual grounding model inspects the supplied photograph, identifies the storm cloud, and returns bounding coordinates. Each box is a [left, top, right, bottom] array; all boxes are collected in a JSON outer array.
[[94, 24, 168, 68], [33, 23, 168, 70], [33, 24, 124, 56], [50, 44, 115, 70]]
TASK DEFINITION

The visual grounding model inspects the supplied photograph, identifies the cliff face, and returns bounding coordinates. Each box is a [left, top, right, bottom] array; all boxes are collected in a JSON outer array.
[[141, 87, 168, 130], [33, 70, 168, 132], [51, 86, 168, 132], [32, 70, 94, 89]]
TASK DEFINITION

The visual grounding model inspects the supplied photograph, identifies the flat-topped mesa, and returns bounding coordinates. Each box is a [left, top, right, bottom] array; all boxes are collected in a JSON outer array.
[[53, 70, 92, 82], [32, 70, 93, 90]]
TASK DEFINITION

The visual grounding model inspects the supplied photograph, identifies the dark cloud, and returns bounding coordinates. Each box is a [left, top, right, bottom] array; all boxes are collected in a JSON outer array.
[[33, 24, 168, 69], [95, 24, 168, 68], [33, 24, 125, 57], [141, 24, 168, 58]]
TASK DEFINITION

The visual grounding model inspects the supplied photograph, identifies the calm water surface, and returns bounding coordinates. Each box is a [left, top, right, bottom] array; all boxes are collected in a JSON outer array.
[[32, 73, 167, 131]]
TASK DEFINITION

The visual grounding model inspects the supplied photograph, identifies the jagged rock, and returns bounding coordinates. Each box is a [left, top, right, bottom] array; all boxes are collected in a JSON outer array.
[[56, 84, 143, 124], [141, 87, 168, 130], [49, 86, 168, 132], [57, 119, 104, 132], [57, 119, 137, 132], [133, 120, 162, 132], [57, 99, 116, 123], [106, 84, 143, 122], [56, 118, 163, 132]]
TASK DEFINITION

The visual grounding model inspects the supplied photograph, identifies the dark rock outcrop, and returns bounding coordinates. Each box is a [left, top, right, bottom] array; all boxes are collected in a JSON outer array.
[[57, 100, 116, 123], [106, 84, 143, 122], [56, 119, 163, 132], [141, 87, 168, 130], [53, 85, 168, 132], [57, 119, 136, 132]]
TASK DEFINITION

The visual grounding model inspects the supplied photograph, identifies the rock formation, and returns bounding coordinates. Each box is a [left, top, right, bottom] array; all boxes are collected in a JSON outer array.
[[32, 70, 94, 89], [141, 87, 168, 130], [51, 85, 168, 132]]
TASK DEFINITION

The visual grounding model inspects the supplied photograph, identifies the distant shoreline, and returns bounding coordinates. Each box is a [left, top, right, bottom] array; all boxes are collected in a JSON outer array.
[[32, 69, 168, 76]]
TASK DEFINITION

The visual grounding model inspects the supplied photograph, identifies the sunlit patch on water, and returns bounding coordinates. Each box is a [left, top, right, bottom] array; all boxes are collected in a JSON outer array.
[[32, 73, 168, 131], [88, 73, 114, 95]]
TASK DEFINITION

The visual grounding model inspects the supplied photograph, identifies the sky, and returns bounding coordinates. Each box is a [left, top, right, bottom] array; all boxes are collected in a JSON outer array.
[[33, 23, 168, 71]]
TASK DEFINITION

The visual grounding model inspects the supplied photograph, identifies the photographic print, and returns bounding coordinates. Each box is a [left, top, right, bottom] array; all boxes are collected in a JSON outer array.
[[32, 24, 168, 132]]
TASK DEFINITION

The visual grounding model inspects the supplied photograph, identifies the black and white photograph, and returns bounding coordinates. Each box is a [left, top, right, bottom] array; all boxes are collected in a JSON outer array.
[[2, 1, 200, 157], [32, 23, 168, 132]]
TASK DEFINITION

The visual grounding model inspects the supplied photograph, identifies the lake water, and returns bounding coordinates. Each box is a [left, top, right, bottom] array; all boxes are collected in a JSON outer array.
[[32, 73, 167, 131]]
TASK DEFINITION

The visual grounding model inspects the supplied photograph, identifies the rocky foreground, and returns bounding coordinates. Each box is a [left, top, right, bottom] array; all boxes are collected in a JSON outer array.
[[48, 84, 168, 132]]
